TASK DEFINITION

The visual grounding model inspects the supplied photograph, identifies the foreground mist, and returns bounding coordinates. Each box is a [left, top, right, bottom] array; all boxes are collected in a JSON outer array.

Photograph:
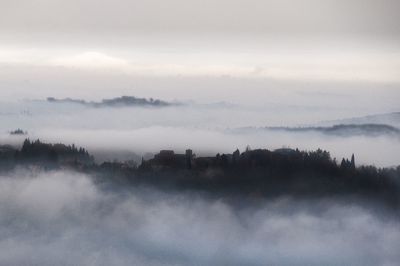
[[0, 170, 399, 266]]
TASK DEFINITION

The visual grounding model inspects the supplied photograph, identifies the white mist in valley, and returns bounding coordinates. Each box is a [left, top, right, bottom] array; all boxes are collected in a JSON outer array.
[[0, 100, 399, 167], [1, 0, 400, 265], [0, 170, 399, 266]]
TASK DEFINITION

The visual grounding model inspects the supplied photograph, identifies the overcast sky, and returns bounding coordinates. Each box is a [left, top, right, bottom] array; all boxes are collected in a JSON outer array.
[[0, 0, 399, 165], [1, 0, 400, 35], [0, 0, 399, 105]]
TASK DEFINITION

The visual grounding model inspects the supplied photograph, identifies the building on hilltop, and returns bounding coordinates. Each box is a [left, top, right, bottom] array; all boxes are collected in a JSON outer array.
[[149, 149, 195, 169]]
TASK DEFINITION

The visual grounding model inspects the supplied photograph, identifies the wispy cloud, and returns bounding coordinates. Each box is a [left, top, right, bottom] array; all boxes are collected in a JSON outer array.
[[1, 48, 400, 83]]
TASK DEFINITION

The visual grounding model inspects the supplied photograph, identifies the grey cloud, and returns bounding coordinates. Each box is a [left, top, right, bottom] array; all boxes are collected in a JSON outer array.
[[1, 0, 400, 36]]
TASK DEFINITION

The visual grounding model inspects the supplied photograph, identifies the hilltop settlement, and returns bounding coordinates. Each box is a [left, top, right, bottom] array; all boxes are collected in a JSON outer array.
[[1, 139, 399, 206]]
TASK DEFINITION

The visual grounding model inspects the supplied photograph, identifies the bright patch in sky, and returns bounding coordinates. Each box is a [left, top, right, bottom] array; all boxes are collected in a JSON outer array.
[[50, 51, 131, 70], [0, 47, 399, 83]]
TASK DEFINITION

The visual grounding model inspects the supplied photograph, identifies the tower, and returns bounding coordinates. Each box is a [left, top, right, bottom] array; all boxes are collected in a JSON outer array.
[[185, 149, 193, 169]]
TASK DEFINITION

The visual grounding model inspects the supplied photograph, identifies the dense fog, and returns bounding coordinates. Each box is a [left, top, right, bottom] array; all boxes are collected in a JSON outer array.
[[0, 170, 399, 266], [1, 0, 400, 265], [1, 100, 399, 166]]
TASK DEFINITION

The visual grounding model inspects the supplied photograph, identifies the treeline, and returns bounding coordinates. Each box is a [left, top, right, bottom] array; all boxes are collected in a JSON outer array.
[[103, 147, 400, 206], [0, 139, 94, 169], [47, 95, 174, 108], [1, 139, 400, 206]]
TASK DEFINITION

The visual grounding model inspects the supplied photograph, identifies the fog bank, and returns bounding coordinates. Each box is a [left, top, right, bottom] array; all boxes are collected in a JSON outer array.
[[0, 170, 399, 266], [1, 100, 399, 166]]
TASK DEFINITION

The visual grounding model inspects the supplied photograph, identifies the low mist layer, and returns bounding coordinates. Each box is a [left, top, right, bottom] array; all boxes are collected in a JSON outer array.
[[1, 100, 400, 166], [0, 170, 399, 266]]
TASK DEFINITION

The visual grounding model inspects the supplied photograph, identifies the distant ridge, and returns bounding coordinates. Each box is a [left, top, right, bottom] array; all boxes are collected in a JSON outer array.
[[47, 96, 177, 107], [319, 112, 400, 128], [231, 124, 400, 138]]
